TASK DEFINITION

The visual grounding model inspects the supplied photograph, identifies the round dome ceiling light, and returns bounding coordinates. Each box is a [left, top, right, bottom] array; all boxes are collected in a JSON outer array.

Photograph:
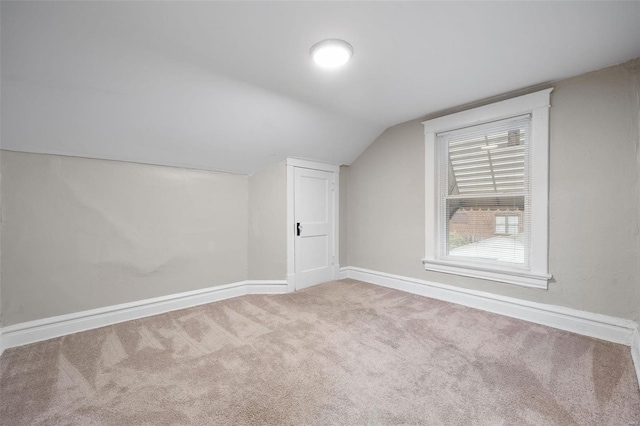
[[310, 39, 353, 69]]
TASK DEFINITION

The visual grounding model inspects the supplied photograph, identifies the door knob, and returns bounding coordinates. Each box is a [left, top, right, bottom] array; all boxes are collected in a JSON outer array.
[[296, 222, 302, 236]]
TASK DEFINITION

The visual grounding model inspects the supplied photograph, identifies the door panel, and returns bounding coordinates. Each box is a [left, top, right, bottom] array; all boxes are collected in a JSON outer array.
[[300, 235, 328, 271], [294, 167, 335, 290]]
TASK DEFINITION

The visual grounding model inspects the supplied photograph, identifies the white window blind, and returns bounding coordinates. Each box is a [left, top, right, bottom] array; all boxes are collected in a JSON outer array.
[[437, 115, 531, 267]]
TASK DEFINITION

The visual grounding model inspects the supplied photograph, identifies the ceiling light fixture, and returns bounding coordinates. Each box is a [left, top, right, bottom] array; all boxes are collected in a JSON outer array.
[[310, 39, 353, 69]]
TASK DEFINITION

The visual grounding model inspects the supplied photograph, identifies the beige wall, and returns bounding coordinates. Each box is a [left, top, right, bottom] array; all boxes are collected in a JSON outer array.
[[247, 161, 287, 280], [0, 150, 2, 326], [1, 151, 248, 325], [347, 59, 640, 321], [635, 61, 640, 324], [339, 165, 349, 267]]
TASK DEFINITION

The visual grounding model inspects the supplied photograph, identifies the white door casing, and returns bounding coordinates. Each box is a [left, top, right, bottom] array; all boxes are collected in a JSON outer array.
[[286, 158, 339, 292], [294, 167, 334, 290]]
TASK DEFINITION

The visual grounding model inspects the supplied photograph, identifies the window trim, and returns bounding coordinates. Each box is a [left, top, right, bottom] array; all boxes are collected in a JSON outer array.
[[422, 89, 553, 289]]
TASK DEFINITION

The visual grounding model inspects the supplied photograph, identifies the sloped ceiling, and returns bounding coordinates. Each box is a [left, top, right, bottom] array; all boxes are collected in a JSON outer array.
[[2, 1, 639, 174]]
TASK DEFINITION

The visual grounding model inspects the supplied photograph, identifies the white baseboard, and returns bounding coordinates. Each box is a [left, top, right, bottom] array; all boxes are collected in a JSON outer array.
[[343, 266, 637, 346], [631, 329, 640, 389], [337, 267, 349, 280], [0, 280, 287, 355], [244, 280, 288, 294], [286, 274, 295, 293]]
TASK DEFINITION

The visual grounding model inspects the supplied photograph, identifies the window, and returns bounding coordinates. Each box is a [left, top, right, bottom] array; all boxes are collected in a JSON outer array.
[[423, 89, 552, 289], [495, 215, 519, 235]]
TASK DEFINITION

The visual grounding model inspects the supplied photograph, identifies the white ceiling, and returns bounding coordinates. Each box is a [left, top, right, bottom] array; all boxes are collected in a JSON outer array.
[[2, 1, 639, 174]]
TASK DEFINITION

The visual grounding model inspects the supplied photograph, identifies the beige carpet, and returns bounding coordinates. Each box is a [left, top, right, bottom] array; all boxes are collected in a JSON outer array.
[[1, 279, 639, 425]]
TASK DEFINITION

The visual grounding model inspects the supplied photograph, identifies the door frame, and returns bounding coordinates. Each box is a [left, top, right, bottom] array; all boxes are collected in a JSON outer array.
[[286, 158, 340, 293]]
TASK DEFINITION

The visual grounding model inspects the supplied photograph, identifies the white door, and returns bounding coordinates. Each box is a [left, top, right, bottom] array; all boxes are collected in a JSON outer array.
[[294, 167, 335, 290]]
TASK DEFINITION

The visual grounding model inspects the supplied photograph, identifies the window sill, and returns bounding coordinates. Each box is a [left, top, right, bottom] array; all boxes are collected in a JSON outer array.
[[422, 259, 551, 289]]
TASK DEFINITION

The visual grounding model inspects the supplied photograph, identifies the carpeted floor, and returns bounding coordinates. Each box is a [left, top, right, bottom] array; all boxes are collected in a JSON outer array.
[[1, 279, 639, 425]]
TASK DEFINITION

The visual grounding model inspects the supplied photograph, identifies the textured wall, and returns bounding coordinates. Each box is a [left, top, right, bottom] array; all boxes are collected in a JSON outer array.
[[247, 161, 287, 280], [347, 59, 640, 321], [1, 151, 248, 325]]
